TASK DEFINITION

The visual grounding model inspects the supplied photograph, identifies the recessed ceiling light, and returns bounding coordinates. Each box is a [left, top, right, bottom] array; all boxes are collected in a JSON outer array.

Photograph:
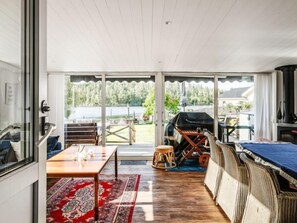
[[165, 21, 172, 25]]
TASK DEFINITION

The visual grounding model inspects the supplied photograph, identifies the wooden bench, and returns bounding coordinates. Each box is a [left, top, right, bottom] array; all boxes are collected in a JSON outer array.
[[64, 123, 99, 147]]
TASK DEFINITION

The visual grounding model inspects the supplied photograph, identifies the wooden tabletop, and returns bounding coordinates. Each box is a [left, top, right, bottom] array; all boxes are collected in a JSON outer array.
[[47, 145, 117, 178]]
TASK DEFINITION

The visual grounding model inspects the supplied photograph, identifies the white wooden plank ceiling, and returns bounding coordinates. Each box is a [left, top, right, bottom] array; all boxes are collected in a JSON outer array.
[[0, 0, 21, 67], [48, 0, 297, 72]]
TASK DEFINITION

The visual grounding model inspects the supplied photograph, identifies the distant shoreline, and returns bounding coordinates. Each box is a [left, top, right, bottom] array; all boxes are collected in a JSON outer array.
[[67, 105, 213, 120]]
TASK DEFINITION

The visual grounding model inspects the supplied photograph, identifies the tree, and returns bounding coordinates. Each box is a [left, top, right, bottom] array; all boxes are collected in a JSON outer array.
[[143, 90, 180, 116], [143, 90, 155, 116], [165, 94, 180, 114], [65, 79, 215, 109]]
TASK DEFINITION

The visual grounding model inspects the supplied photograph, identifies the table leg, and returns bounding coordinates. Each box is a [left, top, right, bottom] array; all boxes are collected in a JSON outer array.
[[94, 174, 99, 221], [115, 149, 118, 180]]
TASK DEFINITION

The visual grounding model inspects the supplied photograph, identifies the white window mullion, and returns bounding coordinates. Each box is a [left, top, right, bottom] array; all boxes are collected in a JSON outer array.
[[214, 75, 219, 138], [155, 72, 164, 146], [101, 74, 106, 146]]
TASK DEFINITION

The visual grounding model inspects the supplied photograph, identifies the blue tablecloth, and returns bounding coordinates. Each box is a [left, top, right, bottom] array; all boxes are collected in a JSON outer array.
[[239, 143, 297, 180]]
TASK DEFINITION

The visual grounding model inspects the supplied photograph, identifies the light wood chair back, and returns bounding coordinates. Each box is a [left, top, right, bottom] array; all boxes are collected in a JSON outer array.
[[216, 141, 248, 223], [240, 153, 297, 223], [203, 131, 224, 199]]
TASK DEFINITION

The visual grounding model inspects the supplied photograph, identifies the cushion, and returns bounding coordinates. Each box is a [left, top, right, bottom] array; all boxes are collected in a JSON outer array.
[[5, 148, 17, 163], [11, 132, 20, 142], [47, 136, 59, 152], [53, 142, 62, 151], [0, 142, 17, 164], [10, 141, 22, 161], [0, 140, 12, 151]]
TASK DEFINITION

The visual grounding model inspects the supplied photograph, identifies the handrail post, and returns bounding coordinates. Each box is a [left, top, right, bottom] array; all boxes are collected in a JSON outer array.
[[129, 122, 132, 145]]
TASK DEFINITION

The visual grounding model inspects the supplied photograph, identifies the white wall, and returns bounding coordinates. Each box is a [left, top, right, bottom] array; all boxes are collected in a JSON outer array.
[[0, 61, 21, 130], [48, 74, 65, 148]]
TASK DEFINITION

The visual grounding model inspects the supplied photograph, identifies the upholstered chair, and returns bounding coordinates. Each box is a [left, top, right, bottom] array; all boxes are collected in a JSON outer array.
[[204, 131, 224, 199], [240, 153, 297, 223], [215, 141, 248, 223]]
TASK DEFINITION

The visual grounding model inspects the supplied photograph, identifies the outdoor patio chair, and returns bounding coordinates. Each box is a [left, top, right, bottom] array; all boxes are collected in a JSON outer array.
[[240, 153, 297, 223], [203, 131, 224, 199], [215, 141, 248, 223]]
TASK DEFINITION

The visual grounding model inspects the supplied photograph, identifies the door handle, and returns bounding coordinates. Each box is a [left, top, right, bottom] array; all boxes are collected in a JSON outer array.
[[36, 123, 56, 147], [41, 100, 50, 113]]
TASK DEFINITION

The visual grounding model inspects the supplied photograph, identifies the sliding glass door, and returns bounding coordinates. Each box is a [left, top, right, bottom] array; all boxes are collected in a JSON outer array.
[[64, 75, 156, 158], [218, 76, 254, 142], [105, 76, 155, 158], [63, 73, 255, 159], [64, 75, 102, 148], [164, 76, 215, 119], [162, 74, 255, 144], [163, 75, 215, 144]]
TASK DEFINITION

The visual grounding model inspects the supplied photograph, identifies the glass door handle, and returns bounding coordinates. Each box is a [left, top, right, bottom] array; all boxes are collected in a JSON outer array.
[[36, 123, 56, 147]]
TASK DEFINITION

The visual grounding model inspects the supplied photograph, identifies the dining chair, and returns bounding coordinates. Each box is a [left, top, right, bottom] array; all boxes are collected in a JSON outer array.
[[216, 141, 248, 223], [240, 153, 297, 223], [203, 131, 224, 199]]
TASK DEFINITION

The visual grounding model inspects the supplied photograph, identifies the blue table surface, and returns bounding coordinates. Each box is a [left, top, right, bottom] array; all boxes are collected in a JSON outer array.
[[239, 143, 297, 180]]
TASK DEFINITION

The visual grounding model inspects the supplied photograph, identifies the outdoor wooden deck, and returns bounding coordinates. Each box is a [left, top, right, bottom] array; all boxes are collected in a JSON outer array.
[[102, 161, 228, 222]]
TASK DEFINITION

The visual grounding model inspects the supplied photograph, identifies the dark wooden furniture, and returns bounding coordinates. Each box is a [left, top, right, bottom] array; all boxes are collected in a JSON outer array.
[[64, 123, 99, 147], [176, 128, 209, 167], [47, 145, 118, 221]]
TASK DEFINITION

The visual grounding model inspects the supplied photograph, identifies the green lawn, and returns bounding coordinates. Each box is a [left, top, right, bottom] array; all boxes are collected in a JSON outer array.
[[106, 124, 154, 144]]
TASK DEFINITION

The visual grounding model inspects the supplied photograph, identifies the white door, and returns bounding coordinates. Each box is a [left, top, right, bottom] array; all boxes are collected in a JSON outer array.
[[0, 0, 47, 222]]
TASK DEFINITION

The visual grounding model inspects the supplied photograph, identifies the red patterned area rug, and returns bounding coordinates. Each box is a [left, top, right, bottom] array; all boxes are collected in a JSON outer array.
[[47, 174, 140, 223]]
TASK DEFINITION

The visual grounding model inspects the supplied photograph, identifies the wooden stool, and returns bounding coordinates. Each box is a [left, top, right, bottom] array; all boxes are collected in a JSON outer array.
[[152, 145, 176, 169]]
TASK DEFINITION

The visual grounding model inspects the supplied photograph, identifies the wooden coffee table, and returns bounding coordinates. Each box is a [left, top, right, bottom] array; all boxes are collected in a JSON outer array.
[[47, 145, 118, 221]]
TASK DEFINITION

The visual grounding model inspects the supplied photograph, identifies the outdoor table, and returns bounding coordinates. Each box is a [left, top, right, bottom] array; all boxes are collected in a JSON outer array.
[[222, 125, 254, 142], [237, 142, 297, 187]]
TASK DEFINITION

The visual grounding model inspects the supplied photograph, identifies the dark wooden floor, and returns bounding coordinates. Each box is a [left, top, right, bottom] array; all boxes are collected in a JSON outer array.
[[102, 161, 229, 223]]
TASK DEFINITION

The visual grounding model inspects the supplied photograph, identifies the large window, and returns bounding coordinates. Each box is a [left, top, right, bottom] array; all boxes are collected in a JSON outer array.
[[105, 79, 155, 146], [0, 0, 34, 176], [64, 76, 102, 147], [164, 76, 214, 119], [64, 76, 102, 123], [64, 76, 156, 150], [218, 76, 254, 142], [164, 76, 215, 141], [62, 74, 254, 151], [163, 75, 254, 143]]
